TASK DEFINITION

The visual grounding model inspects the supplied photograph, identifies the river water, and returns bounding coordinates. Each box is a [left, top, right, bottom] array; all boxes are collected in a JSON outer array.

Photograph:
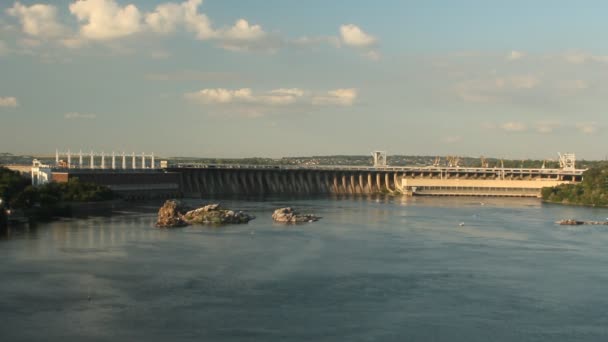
[[1, 196, 608, 341]]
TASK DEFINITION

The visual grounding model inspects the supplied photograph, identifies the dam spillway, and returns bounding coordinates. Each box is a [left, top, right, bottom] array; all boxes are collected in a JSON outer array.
[[169, 164, 584, 198], [171, 166, 401, 197]]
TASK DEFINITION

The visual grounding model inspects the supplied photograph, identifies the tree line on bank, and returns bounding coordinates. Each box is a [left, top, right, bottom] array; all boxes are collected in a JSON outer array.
[[1, 167, 113, 223], [542, 164, 608, 206]]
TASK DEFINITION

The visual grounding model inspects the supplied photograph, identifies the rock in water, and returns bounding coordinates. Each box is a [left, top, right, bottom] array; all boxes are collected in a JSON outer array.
[[156, 201, 254, 227], [556, 219, 585, 225], [182, 204, 255, 225], [156, 200, 188, 228], [272, 207, 320, 223]]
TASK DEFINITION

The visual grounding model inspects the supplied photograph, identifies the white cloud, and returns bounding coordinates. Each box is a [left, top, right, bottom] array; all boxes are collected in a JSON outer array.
[[184, 87, 305, 105], [506, 50, 525, 61], [340, 24, 376, 47], [4, 1, 376, 57], [146, 0, 192, 34], [185, 87, 357, 108], [261, 88, 304, 105], [217, 19, 280, 52], [535, 120, 561, 134], [185, 88, 254, 104], [6, 1, 67, 38], [576, 122, 597, 134], [222, 19, 265, 41], [0, 96, 18, 107], [181, 0, 215, 39], [501, 121, 527, 132], [145, 0, 215, 39], [146, 1, 275, 51], [70, 0, 142, 40], [312, 88, 357, 106], [64, 112, 96, 119]]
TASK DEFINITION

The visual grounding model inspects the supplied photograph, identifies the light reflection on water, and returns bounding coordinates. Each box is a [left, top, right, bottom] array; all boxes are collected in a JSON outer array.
[[1, 196, 608, 341]]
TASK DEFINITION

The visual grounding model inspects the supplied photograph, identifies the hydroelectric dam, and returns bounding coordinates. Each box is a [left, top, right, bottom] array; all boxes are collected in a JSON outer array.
[[40, 150, 585, 199], [169, 158, 584, 198]]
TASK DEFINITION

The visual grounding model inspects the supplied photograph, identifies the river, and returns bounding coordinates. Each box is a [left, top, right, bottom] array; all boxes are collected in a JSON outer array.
[[1, 196, 608, 341]]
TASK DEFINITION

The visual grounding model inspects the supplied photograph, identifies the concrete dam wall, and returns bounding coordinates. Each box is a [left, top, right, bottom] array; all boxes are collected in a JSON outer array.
[[174, 168, 401, 197], [172, 165, 584, 198]]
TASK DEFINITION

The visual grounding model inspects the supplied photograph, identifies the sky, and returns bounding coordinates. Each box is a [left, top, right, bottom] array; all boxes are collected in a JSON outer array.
[[0, 0, 607, 159]]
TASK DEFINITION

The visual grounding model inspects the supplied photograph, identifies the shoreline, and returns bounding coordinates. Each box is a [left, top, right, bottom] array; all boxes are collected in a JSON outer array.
[[541, 199, 608, 209]]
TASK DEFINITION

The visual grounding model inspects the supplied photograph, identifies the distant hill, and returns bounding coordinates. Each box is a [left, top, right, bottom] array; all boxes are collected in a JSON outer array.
[[0, 153, 34, 165], [165, 155, 605, 169]]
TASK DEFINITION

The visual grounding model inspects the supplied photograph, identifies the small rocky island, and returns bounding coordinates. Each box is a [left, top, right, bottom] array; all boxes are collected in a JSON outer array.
[[156, 200, 254, 228], [556, 219, 608, 226], [272, 207, 321, 223]]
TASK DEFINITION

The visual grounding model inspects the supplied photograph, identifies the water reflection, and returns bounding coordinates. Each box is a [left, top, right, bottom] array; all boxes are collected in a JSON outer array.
[[2, 197, 608, 341], [1, 214, 172, 259]]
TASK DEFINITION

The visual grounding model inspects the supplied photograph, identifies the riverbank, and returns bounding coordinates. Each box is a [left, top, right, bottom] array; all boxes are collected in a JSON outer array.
[[543, 199, 608, 208], [541, 165, 608, 208]]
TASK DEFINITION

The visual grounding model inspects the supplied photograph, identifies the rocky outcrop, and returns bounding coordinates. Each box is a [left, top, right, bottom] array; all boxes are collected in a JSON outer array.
[[272, 207, 320, 223], [182, 204, 255, 224], [156, 200, 189, 228], [557, 219, 608, 225], [156, 200, 254, 228]]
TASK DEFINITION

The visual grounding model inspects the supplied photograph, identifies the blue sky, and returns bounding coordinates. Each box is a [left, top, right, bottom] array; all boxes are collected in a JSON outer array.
[[0, 0, 607, 159]]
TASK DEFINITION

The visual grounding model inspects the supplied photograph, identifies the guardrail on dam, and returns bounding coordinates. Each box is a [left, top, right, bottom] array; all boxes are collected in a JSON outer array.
[[168, 164, 585, 197]]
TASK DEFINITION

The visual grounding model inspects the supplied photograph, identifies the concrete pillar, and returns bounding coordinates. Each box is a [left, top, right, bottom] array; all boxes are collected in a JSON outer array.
[[79, 150, 83, 168], [122, 153, 126, 169], [151, 153, 155, 169], [111, 152, 116, 169], [90, 151, 95, 169], [359, 174, 364, 194], [141, 153, 146, 169], [394, 172, 400, 193], [132, 153, 136, 169], [101, 152, 105, 169]]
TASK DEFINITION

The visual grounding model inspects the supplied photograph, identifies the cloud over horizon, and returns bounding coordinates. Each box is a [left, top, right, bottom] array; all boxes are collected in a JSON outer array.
[[0, 96, 18, 107], [3, 0, 378, 57], [185, 87, 357, 107]]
